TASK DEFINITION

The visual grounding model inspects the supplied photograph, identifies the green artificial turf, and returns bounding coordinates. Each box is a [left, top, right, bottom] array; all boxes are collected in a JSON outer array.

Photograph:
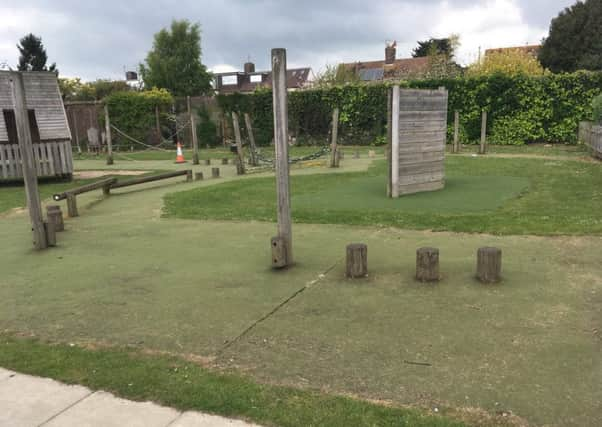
[[1, 168, 600, 426], [164, 156, 602, 235], [0, 178, 96, 214]]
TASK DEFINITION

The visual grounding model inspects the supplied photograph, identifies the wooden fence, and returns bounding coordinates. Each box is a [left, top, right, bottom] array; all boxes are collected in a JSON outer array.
[[579, 121, 602, 159], [0, 141, 73, 180]]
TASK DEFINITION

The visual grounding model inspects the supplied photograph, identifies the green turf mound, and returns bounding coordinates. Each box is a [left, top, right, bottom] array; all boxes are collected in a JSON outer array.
[[292, 175, 529, 214]]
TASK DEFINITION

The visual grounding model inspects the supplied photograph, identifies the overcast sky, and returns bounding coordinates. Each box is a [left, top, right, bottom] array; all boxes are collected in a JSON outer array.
[[0, 0, 576, 81]]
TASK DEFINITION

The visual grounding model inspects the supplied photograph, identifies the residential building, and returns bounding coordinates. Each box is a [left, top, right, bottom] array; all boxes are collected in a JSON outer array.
[[214, 62, 312, 94]]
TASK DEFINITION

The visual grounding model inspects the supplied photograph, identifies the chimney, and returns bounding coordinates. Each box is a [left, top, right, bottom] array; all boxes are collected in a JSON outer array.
[[244, 62, 255, 73], [385, 41, 397, 65]]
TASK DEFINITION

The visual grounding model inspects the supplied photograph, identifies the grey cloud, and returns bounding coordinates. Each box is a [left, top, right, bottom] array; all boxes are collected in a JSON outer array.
[[1, 0, 578, 80]]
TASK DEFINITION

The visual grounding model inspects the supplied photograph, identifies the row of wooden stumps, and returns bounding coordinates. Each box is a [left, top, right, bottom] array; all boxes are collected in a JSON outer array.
[[346, 244, 503, 283], [451, 110, 489, 155]]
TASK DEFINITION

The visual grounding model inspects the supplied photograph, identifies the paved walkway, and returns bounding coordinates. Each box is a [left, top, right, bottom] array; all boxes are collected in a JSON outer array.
[[0, 368, 259, 427]]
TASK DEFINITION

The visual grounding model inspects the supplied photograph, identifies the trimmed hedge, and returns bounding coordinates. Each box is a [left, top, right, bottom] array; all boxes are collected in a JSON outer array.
[[104, 88, 173, 147], [218, 71, 602, 146]]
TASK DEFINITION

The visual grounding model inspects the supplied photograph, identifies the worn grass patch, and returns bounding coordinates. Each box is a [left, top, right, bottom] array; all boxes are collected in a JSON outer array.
[[0, 336, 469, 427], [164, 156, 602, 235]]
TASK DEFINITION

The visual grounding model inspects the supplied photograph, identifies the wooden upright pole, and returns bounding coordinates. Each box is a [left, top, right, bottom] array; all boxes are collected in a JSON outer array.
[[231, 111, 245, 174], [155, 105, 161, 137], [244, 113, 258, 166], [329, 108, 340, 168], [480, 110, 488, 155], [189, 98, 199, 165], [9, 72, 48, 250], [391, 85, 400, 198], [453, 111, 460, 154], [104, 104, 114, 164], [272, 48, 292, 266], [386, 87, 392, 197]]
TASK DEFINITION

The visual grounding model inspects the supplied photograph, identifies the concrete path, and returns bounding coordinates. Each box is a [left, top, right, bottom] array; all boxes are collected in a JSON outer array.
[[0, 368, 259, 427]]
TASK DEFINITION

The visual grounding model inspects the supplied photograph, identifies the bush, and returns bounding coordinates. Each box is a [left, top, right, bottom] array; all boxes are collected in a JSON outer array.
[[104, 88, 173, 148], [592, 94, 602, 124], [218, 71, 602, 146]]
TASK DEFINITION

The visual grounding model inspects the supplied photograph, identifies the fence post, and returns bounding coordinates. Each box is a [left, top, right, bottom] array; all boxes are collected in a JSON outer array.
[[386, 87, 393, 197], [480, 110, 488, 155], [231, 111, 245, 174], [271, 48, 293, 267], [9, 71, 48, 249], [329, 108, 340, 168], [104, 104, 114, 165], [453, 111, 460, 154], [391, 85, 400, 198], [244, 113, 258, 166], [190, 108, 199, 165]]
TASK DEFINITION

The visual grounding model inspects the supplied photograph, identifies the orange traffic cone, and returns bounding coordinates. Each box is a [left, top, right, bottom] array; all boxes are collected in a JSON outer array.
[[175, 142, 186, 163]]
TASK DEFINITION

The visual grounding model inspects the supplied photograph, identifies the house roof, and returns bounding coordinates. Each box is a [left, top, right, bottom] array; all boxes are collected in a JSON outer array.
[[341, 56, 432, 81], [215, 68, 311, 93]]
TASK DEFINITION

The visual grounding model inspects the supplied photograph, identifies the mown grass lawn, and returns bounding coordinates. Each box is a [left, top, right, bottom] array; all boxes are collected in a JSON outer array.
[[164, 156, 602, 235], [0, 336, 471, 427]]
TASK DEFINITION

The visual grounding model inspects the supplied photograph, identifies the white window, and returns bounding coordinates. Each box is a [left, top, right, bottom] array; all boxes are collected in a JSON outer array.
[[222, 75, 237, 85], [250, 74, 262, 83]]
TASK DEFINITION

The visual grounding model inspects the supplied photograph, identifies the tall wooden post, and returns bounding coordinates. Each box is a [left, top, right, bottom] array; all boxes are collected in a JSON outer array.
[[9, 72, 48, 249], [155, 105, 161, 138], [391, 85, 400, 198], [186, 96, 193, 150], [272, 48, 292, 267], [189, 98, 199, 165], [231, 111, 245, 174], [329, 108, 340, 168], [480, 110, 488, 155], [386, 87, 393, 197], [104, 104, 114, 165], [453, 111, 460, 154], [244, 113, 258, 166], [72, 111, 81, 154]]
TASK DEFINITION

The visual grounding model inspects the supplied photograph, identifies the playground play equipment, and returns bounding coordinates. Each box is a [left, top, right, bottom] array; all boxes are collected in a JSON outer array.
[[53, 170, 192, 217]]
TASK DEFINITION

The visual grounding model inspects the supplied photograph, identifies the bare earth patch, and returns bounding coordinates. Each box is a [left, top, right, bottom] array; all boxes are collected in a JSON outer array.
[[74, 170, 147, 179]]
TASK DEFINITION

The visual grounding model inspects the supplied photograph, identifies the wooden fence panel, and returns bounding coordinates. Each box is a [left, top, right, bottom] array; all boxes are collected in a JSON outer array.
[[0, 140, 73, 180]]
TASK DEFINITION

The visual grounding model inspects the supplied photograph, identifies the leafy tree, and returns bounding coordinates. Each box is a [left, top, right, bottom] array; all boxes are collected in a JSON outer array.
[[139, 20, 213, 96], [412, 38, 453, 58], [58, 78, 130, 101], [313, 64, 359, 88], [539, 0, 602, 72], [467, 49, 546, 76], [17, 33, 57, 72]]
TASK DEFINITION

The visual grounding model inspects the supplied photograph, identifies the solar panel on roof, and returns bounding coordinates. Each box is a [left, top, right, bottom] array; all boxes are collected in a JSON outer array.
[[358, 68, 384, 81]]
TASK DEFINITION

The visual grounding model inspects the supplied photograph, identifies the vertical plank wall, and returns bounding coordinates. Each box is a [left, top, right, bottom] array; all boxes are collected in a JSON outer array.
[[393, 88, 448, 196]]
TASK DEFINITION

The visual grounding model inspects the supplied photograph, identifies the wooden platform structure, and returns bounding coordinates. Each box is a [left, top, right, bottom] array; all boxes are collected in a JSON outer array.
[[388, 87, 448, 197], [0, 71, 73, 180]]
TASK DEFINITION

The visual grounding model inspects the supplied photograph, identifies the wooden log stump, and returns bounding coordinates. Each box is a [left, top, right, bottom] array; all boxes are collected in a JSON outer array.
[[195, 172, 204, 181], [477, 247, 502, 283], [66, 193, 78, 217], [236, 158, 245, 175], [271, 236, 288, 269], [186, 170, 193, 182], [416, 247, 439, 282], [43, 220, 56, 247], [368, 150, 376, 158], [211, 167, 220, 178], [46, 205, 64, 232], [346, 243, 368, 278], [222, 158, 228, 165], [204, 159, 211, 165]]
